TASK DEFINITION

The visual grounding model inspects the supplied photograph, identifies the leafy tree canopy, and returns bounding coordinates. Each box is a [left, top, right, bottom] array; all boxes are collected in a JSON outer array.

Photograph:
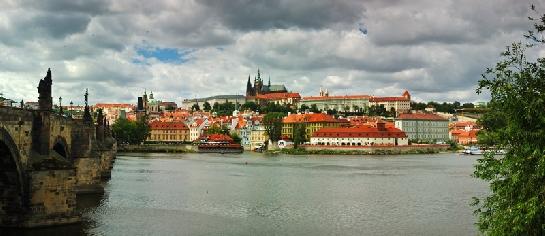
[[111, 118, 150, 145], [472, 9, 545, 235]]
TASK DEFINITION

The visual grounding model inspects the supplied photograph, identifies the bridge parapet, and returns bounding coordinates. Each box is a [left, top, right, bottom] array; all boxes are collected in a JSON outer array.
[[0, 69, 117, 228]]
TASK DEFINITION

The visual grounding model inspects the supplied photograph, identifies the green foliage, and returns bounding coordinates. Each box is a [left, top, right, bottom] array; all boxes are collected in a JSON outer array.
[[445, 139, 459, 150], [263, 112, 284, 142], [462, 103, 474, 108], [206, 124, 229, 135], [203, 101, 212, 111], [260, 103, 294, 114], [310, 104, 320, 113], [191, 103, 200, 111], [111, 118, 150, 145], [241, 101, 258, 111], [164, 105, 176, 111], [212, 102, 236, 116], [299, 104, 310, 112], [367, 105, 394, 117], [292, 123, 307, 148], [473, 14, 545, 235], [411, 101, 465, 113], [230, 132, 242, 144]]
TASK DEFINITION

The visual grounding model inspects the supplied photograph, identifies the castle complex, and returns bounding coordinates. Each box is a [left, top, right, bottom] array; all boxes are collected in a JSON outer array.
[[245, 69, 288, 97]]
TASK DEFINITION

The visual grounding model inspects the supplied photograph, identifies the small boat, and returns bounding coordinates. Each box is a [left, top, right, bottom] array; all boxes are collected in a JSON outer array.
[[464, 146, 482, 155], [464, 146, 506, 155], [198, 142, 243, 153], [196, 134, 243, 154]]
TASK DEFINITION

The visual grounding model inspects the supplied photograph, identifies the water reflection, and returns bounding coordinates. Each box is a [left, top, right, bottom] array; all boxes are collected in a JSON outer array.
[[0, 193, 106, 236], [0, 153, 488, 236]]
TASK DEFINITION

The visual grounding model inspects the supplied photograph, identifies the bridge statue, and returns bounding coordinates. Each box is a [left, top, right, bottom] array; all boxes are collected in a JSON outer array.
[[37, 68, 52, 111], [0, 68, 117, 228]]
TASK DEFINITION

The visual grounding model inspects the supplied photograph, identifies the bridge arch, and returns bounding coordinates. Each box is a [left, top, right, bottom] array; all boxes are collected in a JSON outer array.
[[52, 136, 70, 159], [0, 127, 26, 226]]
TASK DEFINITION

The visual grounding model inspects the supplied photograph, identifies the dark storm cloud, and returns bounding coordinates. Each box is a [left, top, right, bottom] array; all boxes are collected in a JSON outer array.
[[199, 0, 366, 30], [20, 0, 111, 15], [0, 12, 91, 46], [367, 0, 532, 46]]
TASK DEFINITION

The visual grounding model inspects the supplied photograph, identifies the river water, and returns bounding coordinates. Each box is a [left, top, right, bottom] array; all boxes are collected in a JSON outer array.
[[2, 153, 488, 236]]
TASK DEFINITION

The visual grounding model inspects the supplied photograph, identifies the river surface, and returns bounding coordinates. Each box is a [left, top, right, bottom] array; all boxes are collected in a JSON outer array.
[[2, 153, 488, 236]]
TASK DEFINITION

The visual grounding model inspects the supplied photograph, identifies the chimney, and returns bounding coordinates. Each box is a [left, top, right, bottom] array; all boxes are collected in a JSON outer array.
[[376, 120, 386, 131]]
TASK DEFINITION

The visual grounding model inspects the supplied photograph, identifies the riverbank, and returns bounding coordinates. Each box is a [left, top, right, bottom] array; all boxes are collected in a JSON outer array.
[[270, 144, 451, 155], [118, 144, 452, 155], [118, 144, 197, 153]]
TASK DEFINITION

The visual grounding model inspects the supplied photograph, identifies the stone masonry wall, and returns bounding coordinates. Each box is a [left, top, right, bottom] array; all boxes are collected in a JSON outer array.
[[25, 169, 79, 227]]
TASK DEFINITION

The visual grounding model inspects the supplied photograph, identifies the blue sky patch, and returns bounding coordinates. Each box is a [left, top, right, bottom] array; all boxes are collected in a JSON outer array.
[[134, 45, 193, 64]]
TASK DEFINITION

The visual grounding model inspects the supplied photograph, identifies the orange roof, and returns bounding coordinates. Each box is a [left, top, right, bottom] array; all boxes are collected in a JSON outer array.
[[369, 96, 409, 102], [402, 90, 411, 97], [282, 113, 342, 123], [207, 134, 233, 142], [256, 92, 301, 100], [149, 121, 189, 130], [451, 129, 479, 138], [313, 125, 407, 138], [397, 113, 448, 121]]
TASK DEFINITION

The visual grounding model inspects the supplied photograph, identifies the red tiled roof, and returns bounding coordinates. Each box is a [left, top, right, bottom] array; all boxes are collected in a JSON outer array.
[[451, 129, 479, 138], [283, 113, 343, 123], [402, 90, 410, 97], [207, 134, 233, 142], [256, 92, 301, 100], [312, 125, 407, 138], [396, 113, 448, 121], [369, 96, 409, 102], [149, 121, 189, 130]]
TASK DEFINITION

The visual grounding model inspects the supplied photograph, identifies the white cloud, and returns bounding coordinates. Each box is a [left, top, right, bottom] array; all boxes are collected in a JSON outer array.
[[0, 0, 541, 106]]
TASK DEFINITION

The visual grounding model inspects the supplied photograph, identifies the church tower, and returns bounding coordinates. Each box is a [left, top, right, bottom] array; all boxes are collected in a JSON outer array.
[[255, 68, 263, 95], [246, 75, 254, 97]]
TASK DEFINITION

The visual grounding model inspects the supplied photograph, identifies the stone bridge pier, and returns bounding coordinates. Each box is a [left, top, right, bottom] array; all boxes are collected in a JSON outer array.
[[0, 69, 117, 228]]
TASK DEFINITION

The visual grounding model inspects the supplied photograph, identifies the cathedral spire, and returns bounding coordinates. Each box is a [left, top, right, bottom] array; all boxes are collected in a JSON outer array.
[[246, 74, 253, 97], [268, 76, 271, 87], [257, 68, 261, 81]]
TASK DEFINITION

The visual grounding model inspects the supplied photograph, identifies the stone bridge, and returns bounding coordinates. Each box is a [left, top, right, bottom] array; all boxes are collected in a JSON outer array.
[[0, 69, 116, 228]]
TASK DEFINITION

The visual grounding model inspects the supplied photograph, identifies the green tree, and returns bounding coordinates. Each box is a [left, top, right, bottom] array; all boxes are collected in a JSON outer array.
[[111, 118, 150, 145], [299, 104, 310, 112], [472, 12, 545, 235], [203, 101, 212, 111], [310, 104, 320, 113], [206, 124, 229, 135], [260, 103, 294, 114], [230, 132, 242, 144], [191, 103, 200, 111], [165, 105, 175, 111], [292, 123, 307, 148], [241, 101, 258, 111], [263, 112, 284, 142], [462, 103, 475, 109]]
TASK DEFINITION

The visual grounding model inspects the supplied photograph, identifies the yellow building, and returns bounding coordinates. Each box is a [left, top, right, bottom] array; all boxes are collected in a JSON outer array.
[[282, 113, 346, 140], [249, 125, 268, 150], [148, 121, 190, 142]]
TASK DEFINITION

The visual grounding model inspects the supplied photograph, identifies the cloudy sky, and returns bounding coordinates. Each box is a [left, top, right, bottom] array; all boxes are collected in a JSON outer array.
[[0, 0, 543, 105]]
